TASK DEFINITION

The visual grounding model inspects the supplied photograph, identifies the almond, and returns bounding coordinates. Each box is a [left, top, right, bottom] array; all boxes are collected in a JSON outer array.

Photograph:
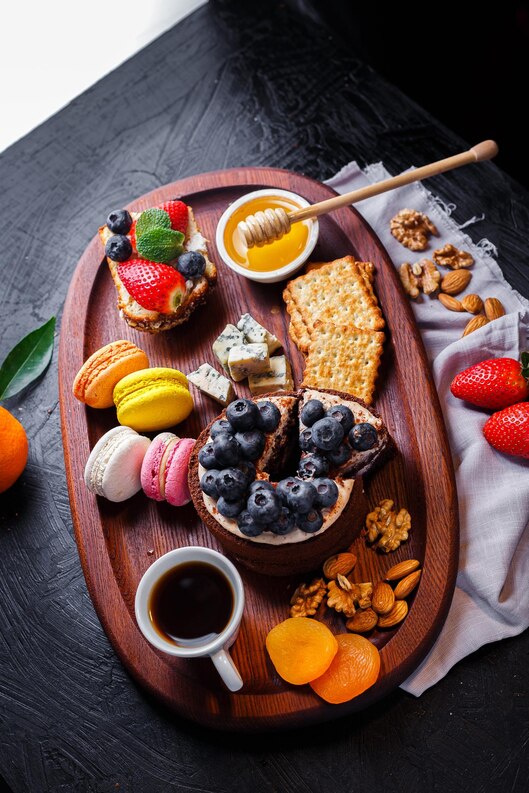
[[346, 608, 378, 633], [393, 569, 422, 599], [378, 600, 408, 628], [441, 269, 472, 296], [462, 315, 489, 337], [322, 552, 357, 579], [438, 293, 464, 312], [461, 293, 483, 314], [385, 559, 420, 581], [371, 582, 395, 615], [484, 297, 506, 321]]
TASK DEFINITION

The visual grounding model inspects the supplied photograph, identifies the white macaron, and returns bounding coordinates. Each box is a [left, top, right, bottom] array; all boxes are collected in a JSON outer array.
[[84, 426, 151, 502]]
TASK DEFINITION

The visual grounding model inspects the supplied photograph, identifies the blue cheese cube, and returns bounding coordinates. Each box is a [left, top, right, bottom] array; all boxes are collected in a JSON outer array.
[[227, 343, 270, 382], [187, 363, 235, 406], [248, 355, 294, 395], [212, 324, 245, 372], [237, 313, 282, 355]]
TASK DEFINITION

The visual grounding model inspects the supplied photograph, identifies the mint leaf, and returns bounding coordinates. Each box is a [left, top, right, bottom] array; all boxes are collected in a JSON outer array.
[[136, 208, 171, 238], [136, 227, 185, 263], [0, 317, 56, 400]]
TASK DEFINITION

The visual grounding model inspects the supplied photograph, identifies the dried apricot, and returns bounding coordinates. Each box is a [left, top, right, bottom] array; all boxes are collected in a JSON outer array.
[[266, 617, 338, 685], [309, 634, 380, 704]]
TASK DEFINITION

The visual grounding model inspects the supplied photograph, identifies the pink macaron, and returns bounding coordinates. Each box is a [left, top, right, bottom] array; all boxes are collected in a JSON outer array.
[[141, 432, 195, 506]]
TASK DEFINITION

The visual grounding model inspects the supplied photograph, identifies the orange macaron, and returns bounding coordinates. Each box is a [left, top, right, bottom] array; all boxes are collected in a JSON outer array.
[[73, 340, 149, 408]]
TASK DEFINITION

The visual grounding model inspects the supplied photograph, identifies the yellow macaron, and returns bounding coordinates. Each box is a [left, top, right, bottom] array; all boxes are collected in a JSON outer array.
[[73, 340, 149, 409], [113, 367, 193, 432]]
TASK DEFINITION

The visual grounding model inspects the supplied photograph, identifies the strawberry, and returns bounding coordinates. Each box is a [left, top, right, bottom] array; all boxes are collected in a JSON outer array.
[[118, 259, 186, 314], [450, 354, 529, 410], [128, 219, 137, 252], [157, 200, 188, 234], [483, 402, 529, 459]]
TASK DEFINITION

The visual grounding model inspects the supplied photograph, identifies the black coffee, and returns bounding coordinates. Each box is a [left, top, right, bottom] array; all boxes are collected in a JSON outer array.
[[148, 562, 234, 647]]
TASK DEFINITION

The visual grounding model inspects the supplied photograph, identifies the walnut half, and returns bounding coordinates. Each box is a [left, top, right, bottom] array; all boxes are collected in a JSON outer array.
[[289, 578, 326, 617], [390, 209, 439, 251], [366, 498, 412, 553], [433, 243, 474, 270], [399, 259, 440, 298]]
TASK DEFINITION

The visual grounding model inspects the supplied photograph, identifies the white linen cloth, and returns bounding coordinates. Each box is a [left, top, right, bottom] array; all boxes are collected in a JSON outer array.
[[326, 162, 529, 695]]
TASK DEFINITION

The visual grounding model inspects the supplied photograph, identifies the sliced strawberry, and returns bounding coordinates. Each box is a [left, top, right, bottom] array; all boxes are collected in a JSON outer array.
[[157, 200, 188, 234], [128, 219, 137, 252], [483, 402, 529, 459], [118, 259, 186, 314], [450, 355, 529, 410]]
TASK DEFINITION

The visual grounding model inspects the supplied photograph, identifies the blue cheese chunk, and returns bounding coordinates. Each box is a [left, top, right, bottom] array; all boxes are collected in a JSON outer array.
[[187, 363, 235, 406], [237, 313, 282, 355], [248, 355, 294, 395], [228, 343, 270, 382], [212, 324, 245, 372]]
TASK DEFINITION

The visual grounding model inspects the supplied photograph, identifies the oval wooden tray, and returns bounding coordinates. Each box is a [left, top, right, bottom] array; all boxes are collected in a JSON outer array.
[[59, 167, 458, 731]]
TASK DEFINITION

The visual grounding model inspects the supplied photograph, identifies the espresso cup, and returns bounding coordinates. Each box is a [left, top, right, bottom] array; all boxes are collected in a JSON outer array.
[[135, 547, 245, 691]]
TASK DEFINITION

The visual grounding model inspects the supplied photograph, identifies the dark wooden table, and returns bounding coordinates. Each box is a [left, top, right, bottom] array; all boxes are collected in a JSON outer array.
[[1, 2, 528, 791]]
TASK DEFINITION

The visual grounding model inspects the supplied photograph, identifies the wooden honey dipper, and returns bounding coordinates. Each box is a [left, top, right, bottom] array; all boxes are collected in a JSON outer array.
[[238, 140, 499, 247]]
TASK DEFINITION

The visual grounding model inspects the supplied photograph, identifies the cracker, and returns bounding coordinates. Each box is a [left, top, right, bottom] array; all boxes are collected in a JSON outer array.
[[301, 321, 385, 405]]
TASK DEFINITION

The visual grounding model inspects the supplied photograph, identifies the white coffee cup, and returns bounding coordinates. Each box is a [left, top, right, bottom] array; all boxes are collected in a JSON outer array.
[[135, 547, 245, 692]]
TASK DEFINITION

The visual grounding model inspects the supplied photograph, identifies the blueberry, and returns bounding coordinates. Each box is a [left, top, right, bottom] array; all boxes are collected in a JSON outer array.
[[237, 510, 263, 537], [106, 209, 132, 234], [326, 442, 352, 467], [200, 469, 220, 498], [176, 251, 206, 279], [249, 479, 275, 495], [326, 405, 354, 434], [227, 399, 260, 431], [256, 400, 281, 432], [275, 476, 298, 504], [286, 480, 316, 513], [297, 508, 323, 533], [247, 488, 281, 524], [301, 399, 325, 427], [217, 496, 245, 518], [216, 468, 248, 501], [105, 234, 132, 262], [299, 428, 316, 453], [311, 417, 344, 452], [213, 431, 241, 466], [198, 443, 219, 470], [235, 430, 265, 461], [349, 422, 378, 451], [312, 478, 339, 508], [297, 453, 329, 480], [270, 507, 296, 535], [210, 419, 232, 439], [237, 460, 256, 484]]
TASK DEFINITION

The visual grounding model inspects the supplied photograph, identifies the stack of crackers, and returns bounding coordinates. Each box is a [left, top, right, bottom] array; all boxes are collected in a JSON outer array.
[[283, 256, 385, 405]]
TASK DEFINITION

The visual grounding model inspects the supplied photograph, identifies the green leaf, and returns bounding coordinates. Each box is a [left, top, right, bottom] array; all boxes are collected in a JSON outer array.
[[136, 227, 185, 263], [0, 317, 56, 400], [135, 208, 171, 238], [521, 351, 529, 381]]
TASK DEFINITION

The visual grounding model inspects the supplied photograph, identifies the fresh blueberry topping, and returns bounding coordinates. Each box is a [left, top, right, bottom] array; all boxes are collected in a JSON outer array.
[[349, 422, 378, 451], [210, 419, 232, 439], [312, 477, 339, 508], [297, 453, 329, 480], [216, 468, 248, 501], [275, 476, 299, 504], [297, 508, 324, 533], [106, 209, 132, 234], [226, 398, 260, 431], [311, 417, 344, 451], [200, 469, 220, 498], [326, 405, 354, 434], [270, 507, 296, 535], [237, 510, 263, 537], [256, 400, 281, 432], [105, 234, 132, 262], [217, 496, 245, 518], [247, 488, 281, 524], [212, 431, 241, 466], [237, 460, 256, 484], [301, 399, 325, 427], [249, 479, 275, 495], [299, 428, 317, 453], [176, 251, 206, 279], [286, 480, 316, 513], [198, 443, 219, 470], [326, 442, 352, 467], [235, 429, 265, 461]]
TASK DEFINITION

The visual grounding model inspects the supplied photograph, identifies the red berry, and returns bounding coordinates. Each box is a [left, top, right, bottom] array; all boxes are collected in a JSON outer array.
[[128, 219, 137, 252], [450, 357, 529, 410], [157, 200, 188, 234], [118, 259, 186, 314], [483, 402, 529, 459]]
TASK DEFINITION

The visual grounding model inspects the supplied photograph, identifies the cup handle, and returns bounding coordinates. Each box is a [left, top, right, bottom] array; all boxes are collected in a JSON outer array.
[[210, 648, 243, 692]]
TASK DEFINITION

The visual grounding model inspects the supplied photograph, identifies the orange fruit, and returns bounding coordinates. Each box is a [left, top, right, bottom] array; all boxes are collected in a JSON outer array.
[[0, 406, 28, 493], [266, 617, 338, 685], [309, 633, 380, 704]]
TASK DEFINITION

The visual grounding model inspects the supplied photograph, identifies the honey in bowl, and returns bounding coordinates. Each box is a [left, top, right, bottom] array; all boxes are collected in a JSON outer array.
[[224, 195, 311, 272]]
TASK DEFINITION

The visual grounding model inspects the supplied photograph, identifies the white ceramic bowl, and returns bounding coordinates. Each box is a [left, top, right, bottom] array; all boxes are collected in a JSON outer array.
[[215, 188, 319, 284]]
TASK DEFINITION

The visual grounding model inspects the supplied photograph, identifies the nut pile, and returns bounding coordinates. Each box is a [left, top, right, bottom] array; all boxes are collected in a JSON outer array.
[[439, 292, 506, 337]]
